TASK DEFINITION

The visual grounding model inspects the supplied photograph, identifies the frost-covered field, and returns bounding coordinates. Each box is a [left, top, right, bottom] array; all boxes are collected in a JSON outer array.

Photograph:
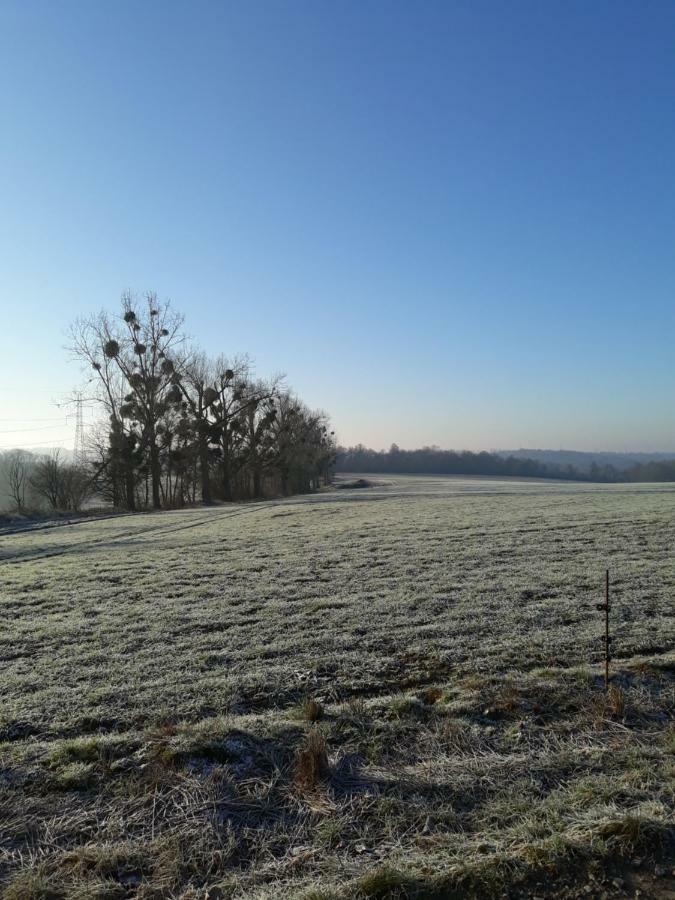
[[1, 476, 674, 898]]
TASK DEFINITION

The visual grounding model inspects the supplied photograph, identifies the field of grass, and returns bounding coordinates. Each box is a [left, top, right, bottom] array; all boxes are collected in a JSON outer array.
[[1, 475, 673, 899]]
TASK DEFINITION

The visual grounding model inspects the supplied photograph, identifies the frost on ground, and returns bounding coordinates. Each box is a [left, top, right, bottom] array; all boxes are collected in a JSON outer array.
[[0, 476, 673, 898]]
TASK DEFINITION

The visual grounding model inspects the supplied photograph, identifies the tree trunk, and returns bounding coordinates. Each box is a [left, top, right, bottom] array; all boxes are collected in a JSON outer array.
[[111, 461, 120, 507], [150, 439, 161, 509], [221, 429, 232, 500], [125, 464, 136, 511], [199, 433, 212, 504]]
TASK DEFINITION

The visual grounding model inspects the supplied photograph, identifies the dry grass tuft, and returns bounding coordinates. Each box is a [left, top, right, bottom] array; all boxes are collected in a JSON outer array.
[[483, 683, 521, 718], [666, 724, 675, 754], [301, 697, 325, 722], [606, 683, 626, 719], [389, 694, 426, 719], [418, 686, 443, 705], [597, 814, 671, 853], [294, 729, 330, 790], [3, 871, 62, 900], [355, 865, 411, 898]]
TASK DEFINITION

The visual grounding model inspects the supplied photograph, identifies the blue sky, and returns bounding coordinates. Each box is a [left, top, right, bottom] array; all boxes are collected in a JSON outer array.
[[1, 0, 674, 452]]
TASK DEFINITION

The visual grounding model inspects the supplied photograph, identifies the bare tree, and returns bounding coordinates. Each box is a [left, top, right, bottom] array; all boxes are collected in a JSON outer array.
[[4, 450, 31, 510], [70, 312, 137, 509], [172, 349, 218, 504], [58, 463, 92, 511], [111, 293, 186, 509], [172, 353, 279, 502], [267, 394, 334, 494], [215, 367, 282, 499], [71, 292, 186, 509], [29, 450, 62, 509], [29, 450, 92, 511]]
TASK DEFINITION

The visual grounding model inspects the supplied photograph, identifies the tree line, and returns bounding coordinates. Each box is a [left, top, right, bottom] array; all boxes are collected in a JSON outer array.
[[64, 292, 335, 512], [335, 445, 675, 483], [0, 449, 92, 514]]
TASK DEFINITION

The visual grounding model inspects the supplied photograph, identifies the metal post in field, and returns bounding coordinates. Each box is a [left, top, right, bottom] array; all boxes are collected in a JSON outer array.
[[596, 568, 611, 690], [604, 569, 610, 689]]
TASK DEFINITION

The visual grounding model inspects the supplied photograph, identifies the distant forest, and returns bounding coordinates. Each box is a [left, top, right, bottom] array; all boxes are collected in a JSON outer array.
[[336, 445, 675, 483], [497, 448, 675, 473]]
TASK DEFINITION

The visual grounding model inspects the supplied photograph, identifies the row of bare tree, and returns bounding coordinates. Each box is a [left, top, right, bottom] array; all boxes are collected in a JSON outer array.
[[70, 293, 336, 510], [0, 449, 91, 513]]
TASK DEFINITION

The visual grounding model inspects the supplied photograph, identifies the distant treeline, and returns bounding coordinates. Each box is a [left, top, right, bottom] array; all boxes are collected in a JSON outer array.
[[336, 445, 675, 483], [0, 449, 91, 515], [497, 448, 675, 474], [623, 459, 675, 482]]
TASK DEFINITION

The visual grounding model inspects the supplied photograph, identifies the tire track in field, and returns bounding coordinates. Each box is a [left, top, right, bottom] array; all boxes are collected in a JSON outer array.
[[0, 495, 335, 566], [0, 510, 137, 538], [0, 501, 287, 566], [0, 490, 395, 566], [0, 487, 388, 565]]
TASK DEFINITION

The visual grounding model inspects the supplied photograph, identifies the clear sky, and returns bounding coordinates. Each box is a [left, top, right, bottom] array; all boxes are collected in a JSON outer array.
[[1, 0, 674, 453]]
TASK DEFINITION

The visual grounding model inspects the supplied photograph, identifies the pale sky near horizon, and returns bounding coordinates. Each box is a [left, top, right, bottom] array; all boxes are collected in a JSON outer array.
[[1, 1, 674, 454]]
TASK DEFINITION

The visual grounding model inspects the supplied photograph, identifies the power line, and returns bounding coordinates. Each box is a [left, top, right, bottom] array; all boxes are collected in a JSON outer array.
[[0, 388, 75, 395], [0, 424, 69, 434], [0, 439, 72, 449]]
